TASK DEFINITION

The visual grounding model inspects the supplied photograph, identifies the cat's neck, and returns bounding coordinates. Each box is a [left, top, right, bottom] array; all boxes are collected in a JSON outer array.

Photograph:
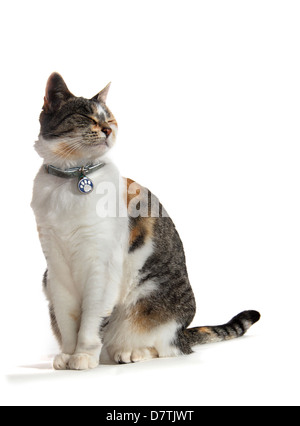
[[43, 157, 109, 170]]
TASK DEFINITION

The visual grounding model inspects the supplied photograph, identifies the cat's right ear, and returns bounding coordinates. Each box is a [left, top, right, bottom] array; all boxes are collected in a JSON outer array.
[[43, 73, 74, 113], [91, 82, 111, 104]]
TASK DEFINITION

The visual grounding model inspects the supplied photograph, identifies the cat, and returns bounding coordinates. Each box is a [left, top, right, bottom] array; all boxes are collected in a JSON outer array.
[[31, 73, 260, 370]]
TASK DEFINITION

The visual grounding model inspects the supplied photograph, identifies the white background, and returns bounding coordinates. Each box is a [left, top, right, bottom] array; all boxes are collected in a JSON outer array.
[[1, 0, 299, 406]]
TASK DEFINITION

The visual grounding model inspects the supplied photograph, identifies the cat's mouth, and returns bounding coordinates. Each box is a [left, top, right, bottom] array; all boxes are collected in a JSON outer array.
[[83, 138, 109, 148]]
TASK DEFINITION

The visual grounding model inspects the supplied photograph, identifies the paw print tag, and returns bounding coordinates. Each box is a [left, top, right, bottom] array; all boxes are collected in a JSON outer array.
[[78, 175, 94, 194]]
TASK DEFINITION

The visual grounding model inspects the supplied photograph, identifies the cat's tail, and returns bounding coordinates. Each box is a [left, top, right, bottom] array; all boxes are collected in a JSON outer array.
[[184, 310, 261, 346]]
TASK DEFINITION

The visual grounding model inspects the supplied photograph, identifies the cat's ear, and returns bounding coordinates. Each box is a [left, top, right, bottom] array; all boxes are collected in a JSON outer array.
[[43, 72, 74, 113], [91, 82, 111, 104]]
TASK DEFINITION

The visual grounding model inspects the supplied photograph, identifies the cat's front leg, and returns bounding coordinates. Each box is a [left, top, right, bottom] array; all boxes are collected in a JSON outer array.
[[67, 295, 103, 370], [52, 291, 81, 370], [68, 255, 123, 371], [67, 279, 103, 370], [68, 313, 102, 371], [46, 269, 81, 370]]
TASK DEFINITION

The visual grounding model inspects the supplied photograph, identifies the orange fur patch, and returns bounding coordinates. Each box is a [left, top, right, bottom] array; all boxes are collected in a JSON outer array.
[[91, 124, 100, 132], [129, 302, 159, 333], [129, 217, 155, 247], [108, 119, 118, 127], [69, 311, 81, 323], [198, 327, 212, 334], [124, 178, 140, 209], [129, 300, 173, 334], [147, 347, 159, 358], [53, 142, 82, 160], [124, 178, 156, 248]]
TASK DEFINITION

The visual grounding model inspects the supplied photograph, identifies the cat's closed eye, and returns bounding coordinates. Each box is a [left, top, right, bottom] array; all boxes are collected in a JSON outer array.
[[107, 118, 118, 126], [76, 113, 98, 125]]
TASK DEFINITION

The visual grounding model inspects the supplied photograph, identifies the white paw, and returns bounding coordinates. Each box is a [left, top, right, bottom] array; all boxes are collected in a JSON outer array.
[[131, 348, 157, 362], [53, 353, 71, 370], [68, 353, 99, 370], [114, 351, 132, 364], [114, 348, 158, 364]]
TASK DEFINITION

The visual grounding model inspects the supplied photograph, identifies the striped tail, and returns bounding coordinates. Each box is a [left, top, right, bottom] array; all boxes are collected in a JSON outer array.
[[185, 310, 261, 346]]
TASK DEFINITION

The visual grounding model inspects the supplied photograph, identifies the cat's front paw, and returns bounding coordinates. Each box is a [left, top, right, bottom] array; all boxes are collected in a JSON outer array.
[[68, 353, 99, 370], [53, 353, 71, 370]]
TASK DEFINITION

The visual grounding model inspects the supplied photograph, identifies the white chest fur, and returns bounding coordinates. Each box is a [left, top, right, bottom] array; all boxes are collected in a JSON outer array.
[[31, 160, 129, 303]]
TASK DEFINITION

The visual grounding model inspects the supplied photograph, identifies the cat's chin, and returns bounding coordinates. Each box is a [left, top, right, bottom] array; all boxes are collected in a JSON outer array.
[[81, 143, 112, 161], [83, 141, 110, 153]]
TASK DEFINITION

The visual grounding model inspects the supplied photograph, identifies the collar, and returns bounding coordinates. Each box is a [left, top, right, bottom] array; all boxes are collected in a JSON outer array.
[[44, 162, 105, 179]]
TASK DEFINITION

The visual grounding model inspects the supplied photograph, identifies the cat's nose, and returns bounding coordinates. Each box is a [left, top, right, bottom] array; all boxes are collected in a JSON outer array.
[[101, 126, 112, 137]]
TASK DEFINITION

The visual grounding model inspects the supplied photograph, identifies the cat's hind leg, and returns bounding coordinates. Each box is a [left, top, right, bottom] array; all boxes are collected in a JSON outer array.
[[101, 305, 181, 364]]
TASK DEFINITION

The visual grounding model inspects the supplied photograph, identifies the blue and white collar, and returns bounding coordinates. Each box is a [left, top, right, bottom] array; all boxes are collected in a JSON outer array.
[[44, 162, 105, 194]]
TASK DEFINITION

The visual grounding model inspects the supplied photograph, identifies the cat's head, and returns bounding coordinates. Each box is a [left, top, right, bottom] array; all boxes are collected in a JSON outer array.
[[35, 73, 118, 167]]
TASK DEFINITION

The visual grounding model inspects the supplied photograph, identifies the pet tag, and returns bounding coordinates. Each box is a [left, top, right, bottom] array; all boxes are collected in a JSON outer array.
[[78, 175, 94, 194]]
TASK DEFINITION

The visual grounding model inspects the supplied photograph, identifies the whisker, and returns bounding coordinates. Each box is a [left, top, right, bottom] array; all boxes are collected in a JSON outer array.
[[47, 139, 85, 163], [37, 133, 107, 165], [59, 141, 84, 160]]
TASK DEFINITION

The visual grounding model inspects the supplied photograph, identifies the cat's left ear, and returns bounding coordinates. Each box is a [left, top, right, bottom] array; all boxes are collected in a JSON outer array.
[[91, 82, 111, 104], [43, 72, 74, 113]]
